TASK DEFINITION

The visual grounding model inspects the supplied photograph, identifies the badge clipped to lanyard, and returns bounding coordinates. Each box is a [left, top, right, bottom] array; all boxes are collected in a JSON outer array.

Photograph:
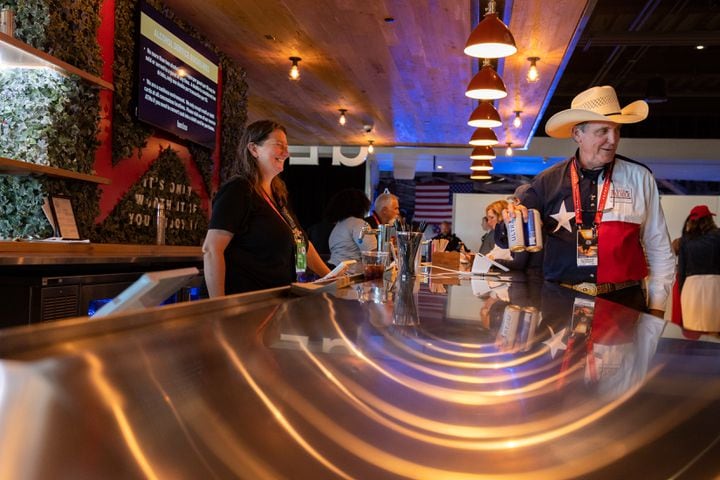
[[294, 230, 307, 274], [570, 159, 613, 267], [576, 226, 598, 266]]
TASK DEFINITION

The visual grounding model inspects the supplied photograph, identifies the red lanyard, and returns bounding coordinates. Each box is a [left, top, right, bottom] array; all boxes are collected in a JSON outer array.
[[569, 158, 614, 227], [261, 190, 298, 235]]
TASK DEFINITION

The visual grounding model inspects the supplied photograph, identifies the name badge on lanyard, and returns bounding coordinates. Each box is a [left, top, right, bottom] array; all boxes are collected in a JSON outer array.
[[577, 227, 598, 266], [294, 231, 307, 273]]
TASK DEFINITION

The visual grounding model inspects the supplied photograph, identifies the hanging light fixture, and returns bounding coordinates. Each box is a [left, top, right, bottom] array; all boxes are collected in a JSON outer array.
[[466, 59, 507, 100], [464, 0, 517, 59], [505, 141, 513, 156], [367, 140, 374, 154], [470, 172, 492, 181], [470, 146, 496, 160], [526, 57, 540, 83], [289, 56, 301, 80], [469, 128, 498, 146], [470, 159, 493, 171], [512, 111, 522, 129], [468, 101, 502, 128], [338, 108, 347, 125]]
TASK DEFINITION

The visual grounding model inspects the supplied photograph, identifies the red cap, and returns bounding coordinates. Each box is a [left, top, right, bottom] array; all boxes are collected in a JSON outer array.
[[689, 205, 716, 221]]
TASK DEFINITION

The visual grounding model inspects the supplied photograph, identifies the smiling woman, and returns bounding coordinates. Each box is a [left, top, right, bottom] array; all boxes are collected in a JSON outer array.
[[202, 120, 330, 297]]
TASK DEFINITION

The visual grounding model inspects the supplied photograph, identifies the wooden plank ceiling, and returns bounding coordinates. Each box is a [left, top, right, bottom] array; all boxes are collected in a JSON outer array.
[[160, 0, 592, 149]]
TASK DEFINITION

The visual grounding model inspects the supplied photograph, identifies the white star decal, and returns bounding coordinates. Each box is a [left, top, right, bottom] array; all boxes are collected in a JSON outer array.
[[550, 200, 574, 233], [543, 326, 567, 358]]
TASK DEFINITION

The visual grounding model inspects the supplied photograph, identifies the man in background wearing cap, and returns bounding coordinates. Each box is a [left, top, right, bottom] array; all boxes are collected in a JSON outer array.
[[677, 205, 720, 332], [505, 86, 675, 317]]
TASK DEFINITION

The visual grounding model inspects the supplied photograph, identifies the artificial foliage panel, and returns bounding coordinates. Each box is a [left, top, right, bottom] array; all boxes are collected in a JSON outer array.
[[112, 0, 152, 164], [99, 146, 208, 245], [0, 69, 63, 165], [0, 177, 52, 239], [218, 59, 247, 186], [0, 0, 247, 243], [0, 0, 101, 240]]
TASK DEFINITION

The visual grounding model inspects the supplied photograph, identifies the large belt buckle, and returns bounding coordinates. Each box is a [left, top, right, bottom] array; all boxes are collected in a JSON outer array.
[[576, 282, 598, 296]]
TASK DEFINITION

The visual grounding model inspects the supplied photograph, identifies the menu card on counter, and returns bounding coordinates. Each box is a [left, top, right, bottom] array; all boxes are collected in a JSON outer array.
[[47, 196, 81, 240]]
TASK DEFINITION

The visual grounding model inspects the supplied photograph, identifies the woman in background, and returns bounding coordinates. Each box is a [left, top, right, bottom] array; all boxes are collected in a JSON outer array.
[[677, 205, 720, 333], [327, 189, 376, 270], [203, 120, 330, 297], [484, 200, 512, 261]]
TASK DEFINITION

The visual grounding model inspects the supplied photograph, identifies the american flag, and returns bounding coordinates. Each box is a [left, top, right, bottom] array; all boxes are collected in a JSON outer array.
[[450, 183, 475, 195], [413, 183, 452, 223]]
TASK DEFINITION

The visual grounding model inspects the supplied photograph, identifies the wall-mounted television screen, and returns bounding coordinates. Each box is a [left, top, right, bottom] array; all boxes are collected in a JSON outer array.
[[137, 0, 219, 149]]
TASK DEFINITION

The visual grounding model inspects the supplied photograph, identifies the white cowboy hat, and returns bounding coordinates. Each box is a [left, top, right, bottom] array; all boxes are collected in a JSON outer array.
[[545, 85, 649, 138]]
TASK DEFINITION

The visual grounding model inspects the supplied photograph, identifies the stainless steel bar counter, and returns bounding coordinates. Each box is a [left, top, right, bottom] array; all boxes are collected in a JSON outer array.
[[0, 270, 719, 479]]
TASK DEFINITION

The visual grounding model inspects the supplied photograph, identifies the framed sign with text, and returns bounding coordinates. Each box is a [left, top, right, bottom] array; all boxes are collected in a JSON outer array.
[[49, 196, 81, 240]]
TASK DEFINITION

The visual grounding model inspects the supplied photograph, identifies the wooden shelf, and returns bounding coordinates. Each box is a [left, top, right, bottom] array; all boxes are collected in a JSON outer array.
[[0, 157, 111, 185], [0, 31, 113, 90], [0, 241, 202, 265]]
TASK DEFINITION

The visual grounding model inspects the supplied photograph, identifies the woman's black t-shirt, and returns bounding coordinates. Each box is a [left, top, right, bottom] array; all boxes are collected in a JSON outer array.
[[209, 177, 296, 294]]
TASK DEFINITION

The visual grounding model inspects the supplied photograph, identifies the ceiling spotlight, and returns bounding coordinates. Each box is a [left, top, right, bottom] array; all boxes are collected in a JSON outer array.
[[505, 142, 513, 156], [367, 140, 374, 154], [466, 59, 507, 100], [470, 159, 493, 171], [468, 101, 502, 128], [464, 0, 517, 59], [338, 108, 347, 126], [696, 45, 705, 50], [289, 56, 301, 80], [512, 111, 522, 129], [526, 57, 540, 83], [469, 128, 499, 147]]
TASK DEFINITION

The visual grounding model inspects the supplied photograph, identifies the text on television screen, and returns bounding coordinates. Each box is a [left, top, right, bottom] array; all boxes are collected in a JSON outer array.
[[137, 0, 219, 149]]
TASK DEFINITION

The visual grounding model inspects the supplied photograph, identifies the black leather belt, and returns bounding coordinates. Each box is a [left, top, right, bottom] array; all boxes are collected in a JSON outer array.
[[560, 280, 640, 296]]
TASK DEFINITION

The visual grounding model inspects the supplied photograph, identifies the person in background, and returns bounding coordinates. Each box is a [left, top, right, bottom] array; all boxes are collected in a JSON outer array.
[[503, 85, 675, 316], [364, 190, 400, 228], [328, 189, 377, 269], [307, 197, 342, 262], [478, 216, 494, 255], [677, 205, 720, 333], [484, 200, 512, 261], [203, 120, 330, 297], [432, 221, 468, 252]]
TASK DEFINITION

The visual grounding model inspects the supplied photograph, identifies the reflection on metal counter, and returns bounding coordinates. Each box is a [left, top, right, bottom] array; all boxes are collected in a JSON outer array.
[[0, 274, 719, 479]]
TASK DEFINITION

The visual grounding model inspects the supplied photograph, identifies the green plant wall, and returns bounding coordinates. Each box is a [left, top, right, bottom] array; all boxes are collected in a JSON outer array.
[[0, 0, 102, 239], [0, 0, 248, 243]]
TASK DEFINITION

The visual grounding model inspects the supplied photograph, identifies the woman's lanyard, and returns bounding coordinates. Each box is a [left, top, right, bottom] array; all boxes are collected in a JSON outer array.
[[261, 189, 307, 273], [569, 157, 614, 228], [261, 189, 297, 232]]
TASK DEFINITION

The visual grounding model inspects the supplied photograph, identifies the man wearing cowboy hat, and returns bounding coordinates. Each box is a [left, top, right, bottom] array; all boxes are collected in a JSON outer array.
[[504, 86, 675, 317]]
